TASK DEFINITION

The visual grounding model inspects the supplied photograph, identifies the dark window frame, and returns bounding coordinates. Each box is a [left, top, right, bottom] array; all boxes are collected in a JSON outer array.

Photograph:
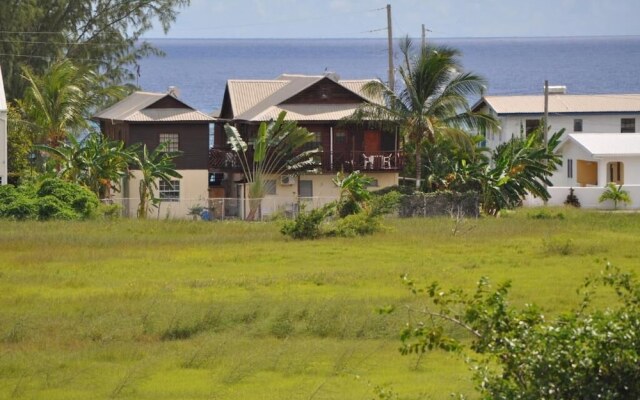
[[621, 118, 636, 133], [573, 119, 583, 132], [159, 180, 180, 202]]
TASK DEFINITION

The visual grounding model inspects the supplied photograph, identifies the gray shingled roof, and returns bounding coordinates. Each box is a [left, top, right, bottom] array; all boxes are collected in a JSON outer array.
[[477, 94, 640, 115], [0, 66, 6, 112], [226, 74, 381, 122], [94, 91, 214, 122]]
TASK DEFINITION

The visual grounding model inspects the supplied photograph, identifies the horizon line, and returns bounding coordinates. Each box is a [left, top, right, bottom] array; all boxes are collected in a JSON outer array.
[[141, 34, 640, 41]]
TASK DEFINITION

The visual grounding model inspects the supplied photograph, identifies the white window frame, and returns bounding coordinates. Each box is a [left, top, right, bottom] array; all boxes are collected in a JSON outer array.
[[159, 133, 179, 152], [159, 180, 180, 202]]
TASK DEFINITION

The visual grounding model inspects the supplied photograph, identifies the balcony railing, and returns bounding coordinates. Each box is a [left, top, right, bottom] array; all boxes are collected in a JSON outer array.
[[209, 148, 404, 172]]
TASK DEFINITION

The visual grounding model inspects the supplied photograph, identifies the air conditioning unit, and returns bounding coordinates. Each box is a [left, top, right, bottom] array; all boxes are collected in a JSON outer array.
[[280, 175, 294, 186]]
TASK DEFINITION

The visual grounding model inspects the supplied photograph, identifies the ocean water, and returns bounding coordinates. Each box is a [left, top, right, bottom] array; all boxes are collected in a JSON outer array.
[[137, 36, 640, 113]]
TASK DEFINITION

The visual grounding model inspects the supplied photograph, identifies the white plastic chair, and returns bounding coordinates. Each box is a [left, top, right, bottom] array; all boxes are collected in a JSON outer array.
[[362, 154, 374, 169], [381, 154, 392, 169]]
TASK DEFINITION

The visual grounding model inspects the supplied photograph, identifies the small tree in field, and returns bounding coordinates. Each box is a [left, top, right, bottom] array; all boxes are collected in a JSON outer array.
[[599, 182, 631, 210], [390, 264, 640, 399]]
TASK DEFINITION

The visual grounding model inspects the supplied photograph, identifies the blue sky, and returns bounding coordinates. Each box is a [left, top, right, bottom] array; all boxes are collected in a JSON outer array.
[[145, 0, 640, 39]]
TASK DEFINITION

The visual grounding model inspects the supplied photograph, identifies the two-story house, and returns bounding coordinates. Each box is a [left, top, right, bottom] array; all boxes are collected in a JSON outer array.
[[210, 73, 402, 217], [473, 90, 640, 207], [94, 89, 215, 217]]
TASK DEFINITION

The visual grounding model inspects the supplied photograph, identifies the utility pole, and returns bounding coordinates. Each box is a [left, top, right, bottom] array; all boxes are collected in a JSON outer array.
[[421, 24, 426, 48], [543, 80, 549, 148], [387, 4, 394, 91]]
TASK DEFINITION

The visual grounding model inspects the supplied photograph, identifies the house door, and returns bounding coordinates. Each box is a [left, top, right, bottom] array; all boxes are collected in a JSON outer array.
[[364, 130, 381, 153]]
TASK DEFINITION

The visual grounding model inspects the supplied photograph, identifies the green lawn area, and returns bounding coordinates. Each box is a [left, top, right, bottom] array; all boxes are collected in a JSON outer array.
[[1, 208, 640, 399]]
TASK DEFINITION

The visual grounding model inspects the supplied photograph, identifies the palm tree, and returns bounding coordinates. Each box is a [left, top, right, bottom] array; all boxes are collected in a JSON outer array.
[[353, 36, 497, 189], [19, 59, 125, 146], [224, 111, 319, 220], [599, 183, 631, 210], [132, 143, 182, 219]]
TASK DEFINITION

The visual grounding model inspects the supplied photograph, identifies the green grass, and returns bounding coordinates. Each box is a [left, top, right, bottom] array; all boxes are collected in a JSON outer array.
[[1, 208, 640, 399]]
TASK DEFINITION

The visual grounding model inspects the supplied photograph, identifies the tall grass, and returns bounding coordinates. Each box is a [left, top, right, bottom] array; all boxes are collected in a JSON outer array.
[[1, 208, 639, 399]]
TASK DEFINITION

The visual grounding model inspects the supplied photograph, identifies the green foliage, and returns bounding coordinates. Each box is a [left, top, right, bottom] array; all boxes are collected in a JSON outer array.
[[132, 143, 182, 219], [6, 105, 34, 184], [599, 182, 631, 210], [0, 178, 99, 220], [225, 111, 319, 220], [351, 36, 497, 189], [329, 212, 382, 237], [397, 264, 640, 399], [0, 0, 190, 101], [37, 131, 136, 198], [280, 204, 333, 240], [527, 209, 565, 220], [19, 59, 127, 145], [333, 171, 374, 217], [369, 191, 402, 217]]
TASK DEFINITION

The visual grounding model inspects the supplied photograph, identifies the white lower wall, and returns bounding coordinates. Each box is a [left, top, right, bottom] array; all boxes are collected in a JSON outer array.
[[524, 185, 640, 209], [0, 109, 7, 185], [115, 169, 209, 218]]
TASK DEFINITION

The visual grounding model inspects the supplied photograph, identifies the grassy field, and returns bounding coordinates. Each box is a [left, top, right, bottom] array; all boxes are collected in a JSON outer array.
[[1, 208, 640, 399]]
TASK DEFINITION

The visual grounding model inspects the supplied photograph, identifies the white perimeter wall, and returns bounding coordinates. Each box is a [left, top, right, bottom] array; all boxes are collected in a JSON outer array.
[[525, 185, 640, 209]]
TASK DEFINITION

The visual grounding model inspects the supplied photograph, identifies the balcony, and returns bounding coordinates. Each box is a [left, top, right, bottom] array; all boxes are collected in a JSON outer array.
[[209, 148, 404, 173]]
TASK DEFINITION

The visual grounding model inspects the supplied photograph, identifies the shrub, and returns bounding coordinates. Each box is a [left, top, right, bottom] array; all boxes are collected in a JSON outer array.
[[528, 209, 565, 220], [369, 191, 402, 217], [37, 178, 100, 218], [280, 205, 333, 240], [330, 213, 382, 237], [37, 195, 78, 220], [564, 187, 581, 208], [0, 195, 38, 220]]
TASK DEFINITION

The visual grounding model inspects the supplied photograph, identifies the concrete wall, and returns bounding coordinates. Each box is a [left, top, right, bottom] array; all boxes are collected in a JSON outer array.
[[116, 169, 209, 218], [526, 185, 640, 209]]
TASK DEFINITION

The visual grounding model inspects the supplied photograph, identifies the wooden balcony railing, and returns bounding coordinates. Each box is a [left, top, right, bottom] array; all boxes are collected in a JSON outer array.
[[209, 148, 404, 172]]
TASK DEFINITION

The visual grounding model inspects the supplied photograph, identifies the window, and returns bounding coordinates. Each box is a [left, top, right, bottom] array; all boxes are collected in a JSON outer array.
[[302, 132, 322, 151], [573, 119, 583, 132], [621, 118, 636, 133], [299, 180, 313, 197], [567, 159, 573, 179], [525, 119, 540, 136], [608, 162, 624, 184], [264, 180, 276, 195], [159, 180, 180, 201], [334, 130, 346, 144], [159, 133, 179, 151]]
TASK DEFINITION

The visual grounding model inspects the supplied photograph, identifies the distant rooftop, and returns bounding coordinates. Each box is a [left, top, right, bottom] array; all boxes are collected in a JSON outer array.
[[224, 73, 381, 122], [94, 91, 214, 122], [475, 93, 640, 115]]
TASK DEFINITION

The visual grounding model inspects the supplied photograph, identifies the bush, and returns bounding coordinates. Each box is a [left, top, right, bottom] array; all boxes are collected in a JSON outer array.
[[564, 187, 581, 208], [369, 191, 402, 217], [330, 213, 382, 237], [280, 205, 333, 240], [37, 178, 100, 218], [0, 178, 101, 221]]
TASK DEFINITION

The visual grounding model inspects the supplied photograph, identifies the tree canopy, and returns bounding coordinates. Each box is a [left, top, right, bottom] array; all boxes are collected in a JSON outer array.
[[0, 0, 190, 101]]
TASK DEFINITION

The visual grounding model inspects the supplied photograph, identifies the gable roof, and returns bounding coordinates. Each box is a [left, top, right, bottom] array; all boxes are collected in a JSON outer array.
[[475, 94, 640, 115], [0, 66, 6, 112], [561, 133, 640, 157], [224, 73, 381, 122], [94, 91, 214, 122]]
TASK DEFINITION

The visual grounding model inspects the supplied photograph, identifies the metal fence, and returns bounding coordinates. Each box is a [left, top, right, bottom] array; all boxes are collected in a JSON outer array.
[[102, 196, 338, 220]]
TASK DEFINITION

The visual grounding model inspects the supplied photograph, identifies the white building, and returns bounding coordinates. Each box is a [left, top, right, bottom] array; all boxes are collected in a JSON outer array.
[[0, 66, 7, 185], [473, 92, 640, 209]]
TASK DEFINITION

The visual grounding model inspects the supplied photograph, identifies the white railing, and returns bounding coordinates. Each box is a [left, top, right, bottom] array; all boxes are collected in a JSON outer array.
[[101, 196, 338, 220], [524, 185, 640, 209]]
